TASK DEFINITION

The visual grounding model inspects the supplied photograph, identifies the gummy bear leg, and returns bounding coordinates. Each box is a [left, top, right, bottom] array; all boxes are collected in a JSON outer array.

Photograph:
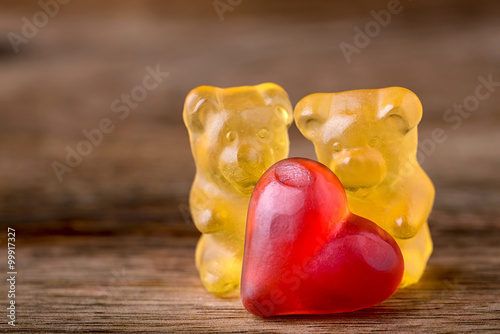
[[398, 223, 433, 288], [195, 234, 242, 297]]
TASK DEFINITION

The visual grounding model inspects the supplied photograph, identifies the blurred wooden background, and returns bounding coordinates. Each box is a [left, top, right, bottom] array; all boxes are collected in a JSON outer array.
[[0, 0, 499, 220], [0, 0, 499, 332]]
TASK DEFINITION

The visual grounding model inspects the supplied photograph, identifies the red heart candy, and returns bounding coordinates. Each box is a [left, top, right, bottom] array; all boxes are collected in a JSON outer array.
[[241, 158, 404, 317]]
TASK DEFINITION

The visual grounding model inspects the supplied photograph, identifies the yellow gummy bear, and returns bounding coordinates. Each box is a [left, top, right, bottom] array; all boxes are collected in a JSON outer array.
[[294, 87, 434, 287], [183, 83, 293, 296]]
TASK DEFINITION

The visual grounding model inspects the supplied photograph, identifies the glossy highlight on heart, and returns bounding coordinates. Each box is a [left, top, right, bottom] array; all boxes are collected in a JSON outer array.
[[241, 158, 404, 317]]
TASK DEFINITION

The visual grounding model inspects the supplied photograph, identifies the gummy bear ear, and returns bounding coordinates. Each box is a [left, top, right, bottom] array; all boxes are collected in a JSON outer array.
[[258, 83, 293, 127], [183, 86, 219, 133], [294, 95, 326, 141], [380, 88, 423, 134]]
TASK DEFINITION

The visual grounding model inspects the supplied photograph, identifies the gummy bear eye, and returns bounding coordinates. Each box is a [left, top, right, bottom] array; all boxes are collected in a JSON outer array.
[[368, 137, 380, 148], [226, 131, 236, 142], [258, 128, 269, 139], [332, 142, 343, 153]]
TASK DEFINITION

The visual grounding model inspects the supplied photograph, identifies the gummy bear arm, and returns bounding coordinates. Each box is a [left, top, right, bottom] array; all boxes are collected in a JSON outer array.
[[189, 181, 226, 234], [388, 171, 435, 239], [407, 170, 435, 228]]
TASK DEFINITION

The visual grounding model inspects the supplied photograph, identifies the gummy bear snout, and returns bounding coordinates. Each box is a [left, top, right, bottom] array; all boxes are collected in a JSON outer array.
[[238, 145, 260, 167], [238, 143, 271, 177], [332, 148, 387, 190]]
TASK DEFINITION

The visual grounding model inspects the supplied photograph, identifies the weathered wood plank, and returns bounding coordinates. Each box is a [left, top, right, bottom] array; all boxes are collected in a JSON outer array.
[[0, 1, 499, 332], [2, 205, 499, 333]]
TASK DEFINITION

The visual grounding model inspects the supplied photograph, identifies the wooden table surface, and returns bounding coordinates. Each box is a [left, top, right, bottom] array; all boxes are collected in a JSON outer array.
[[4, 202, 500, 333], [0, 1, 499, 332]]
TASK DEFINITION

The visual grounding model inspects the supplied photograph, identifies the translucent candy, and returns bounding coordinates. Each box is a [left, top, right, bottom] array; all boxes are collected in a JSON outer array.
[[295, 87, 434, 287], [183, 83, 293, 296], [241, 158, 404, 317]]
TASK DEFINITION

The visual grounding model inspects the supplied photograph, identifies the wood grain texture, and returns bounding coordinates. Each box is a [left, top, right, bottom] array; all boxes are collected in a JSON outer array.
[[0, 1, 499, 332], [0, 1, 499, 220], [2, 201, 499, 333]]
